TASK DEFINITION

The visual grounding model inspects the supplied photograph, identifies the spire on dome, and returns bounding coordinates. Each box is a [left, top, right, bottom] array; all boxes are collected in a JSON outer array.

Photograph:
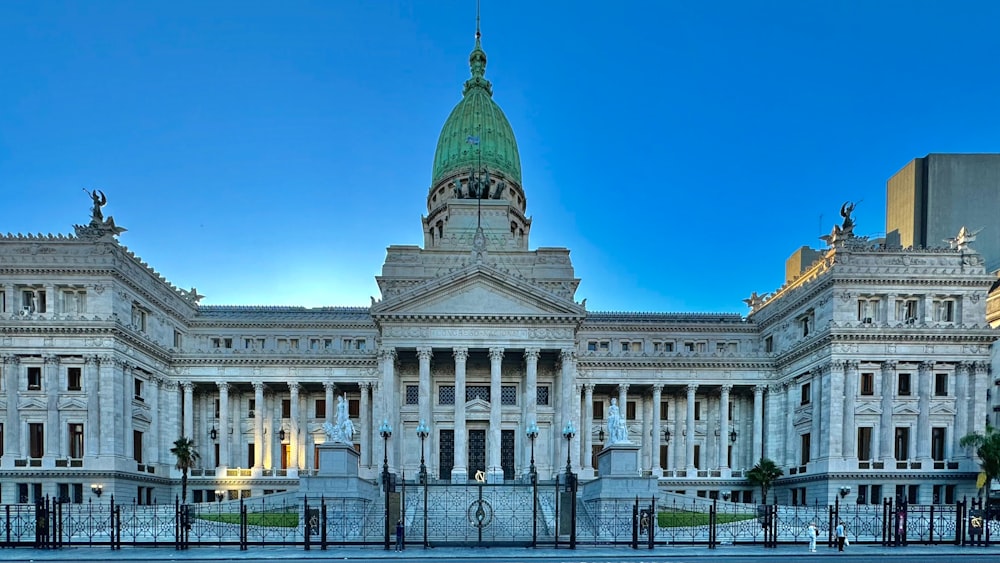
[[463, 1, 492, 96]]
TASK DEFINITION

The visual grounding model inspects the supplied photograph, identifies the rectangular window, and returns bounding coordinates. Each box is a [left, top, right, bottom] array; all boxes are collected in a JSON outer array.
[[934, 373, 948, 396], [439, 386, 455, 405], [660, 401, 669, 420], [314, 399, 326, 419], [247, 444, 255, 468], [174, 330, 183, 348], [134, 378, 143, 400], [894, 427, 910, 460], [896, 298, 919, 323], [214, 399, 220, 419], [626, 401, 636, 420], [501, 385, 517, 405], [593, 401, 605, 420], [660, 445, 668, 468], [800, 433, 811, 465], [73, 483, 83, 504], [131, 303, 147, 332], [466, 386, 490, 402], [858, 484, 868, 505], [898, 373, 911, 396], [857, 427, 872, 460], [693, 444, 701, 469], [27, 366, 42, 390], [536, 386, 549, 406], [931, 427, 946, 461], [800, 382, 811, 405], [29, 423, 44, 458], [933, 299, 955, 322], [69, 423, 84, 458], [133, 430, 143, 463], [857, 298, 879, 323], [405, 385, 419, 405], [870, 485, 882, 505], [348, 399, 360, 418], [281, 399, 291, 419], [860, 372, 874, 396], [653, 341, 674, 352], [694, 401, 701, 421], [764, 336, 773, 353], [67, 367, 82, 391], [248, 398, 255, 418]]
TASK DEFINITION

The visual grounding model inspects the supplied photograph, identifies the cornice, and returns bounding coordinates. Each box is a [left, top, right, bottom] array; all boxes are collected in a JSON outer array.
[[172, 357, 378, 368], [577, 358, 774, 371]]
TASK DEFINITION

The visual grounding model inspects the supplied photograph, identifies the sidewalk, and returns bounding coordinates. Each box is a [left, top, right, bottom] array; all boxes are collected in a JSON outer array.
[[2, 543, 998, 561]]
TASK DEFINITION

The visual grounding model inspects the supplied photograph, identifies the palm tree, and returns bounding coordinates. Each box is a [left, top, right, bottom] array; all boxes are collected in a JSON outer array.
[[170, 437, 200, 503], [961, 425, 1000, 512], [747, 457, 784, 504]]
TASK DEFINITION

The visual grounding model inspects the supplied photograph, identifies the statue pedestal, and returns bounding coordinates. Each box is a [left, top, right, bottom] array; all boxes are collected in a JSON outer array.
[[300, 443, 377, 498], [582, 444, 658, 502]]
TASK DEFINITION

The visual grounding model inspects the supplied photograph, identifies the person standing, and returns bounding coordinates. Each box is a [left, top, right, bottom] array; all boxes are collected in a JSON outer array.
[[395, 519, 404, 551], [836, 520, 846, 551], [807, 522, 818, 553]]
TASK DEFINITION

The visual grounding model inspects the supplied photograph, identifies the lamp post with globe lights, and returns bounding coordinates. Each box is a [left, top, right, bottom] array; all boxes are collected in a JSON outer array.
[[416, 419, 430, 547], [562, 421, 577, 549], [379, 420, 392, 550]]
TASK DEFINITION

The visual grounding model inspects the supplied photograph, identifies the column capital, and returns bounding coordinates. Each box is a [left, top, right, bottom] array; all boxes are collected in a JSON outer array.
[[453, 347, 469, 362], [720, 384, 732, 394], [618, 383, 630, 393], [416, 347, 433, 361], [583, 382, 595, 393], [489, 347, 505, 361], [288, 381, 300, 394], [845, 360, 860, 372], [918, 361, 934, 373], [217, 381, 231, 393], [523, 347, 541, 362], [43, 355, 60, 365], [252, 381, 266, 394], [378, 346, 397, 362], [560, 348, 575, 362], [323, 381, 337, 392], [651, 383, 664, 394], [180, 380, 194, 392], [881, 360, 897, 372], [754, 384, 766, 396], [686, 383, 698, 395]]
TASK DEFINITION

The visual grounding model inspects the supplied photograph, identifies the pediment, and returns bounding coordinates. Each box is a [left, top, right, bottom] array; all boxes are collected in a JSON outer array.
[[793, 412, 811, 426], [133, 407, 152, 423], [855, 402, 881, 415], [373, 264, 584, 319], [893, 403, 919, 415], [18, 397, 47, 410], [930, 403, 956, 415], [58, 396, 88, 410], [466, 398, 491, 414]]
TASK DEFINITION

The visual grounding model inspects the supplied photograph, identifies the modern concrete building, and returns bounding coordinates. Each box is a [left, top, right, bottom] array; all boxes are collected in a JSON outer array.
[[886, 153, 1000, 272], [1, 34, 998, 510]]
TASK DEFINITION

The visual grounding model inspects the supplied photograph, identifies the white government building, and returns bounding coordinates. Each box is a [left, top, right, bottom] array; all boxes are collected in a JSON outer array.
[[1, 33, 998, 508]]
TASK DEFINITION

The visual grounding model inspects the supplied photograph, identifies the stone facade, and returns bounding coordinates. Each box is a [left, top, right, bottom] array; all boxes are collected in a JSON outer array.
[[1, 35, 997, 509]]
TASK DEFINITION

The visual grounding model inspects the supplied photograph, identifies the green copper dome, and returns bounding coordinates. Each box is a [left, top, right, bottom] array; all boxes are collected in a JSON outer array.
[[431, 35, 521, 186]]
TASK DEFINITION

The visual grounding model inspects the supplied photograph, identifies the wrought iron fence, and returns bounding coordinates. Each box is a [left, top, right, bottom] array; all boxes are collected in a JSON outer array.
[[1, 493, 997, 550]]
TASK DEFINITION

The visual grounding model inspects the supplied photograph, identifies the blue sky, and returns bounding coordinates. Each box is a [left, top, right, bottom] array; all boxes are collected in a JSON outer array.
[[2, 1, 998, 313]]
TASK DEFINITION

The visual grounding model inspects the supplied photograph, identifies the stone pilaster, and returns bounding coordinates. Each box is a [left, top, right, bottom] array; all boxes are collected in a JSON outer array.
[[828, 361, 845, 460], [916, 362, 932, 463], [324, 381, 336, 424], [686, 383, 697, 476], [785, 383, 796, 467], [289, 382, 300, 472], [181, 381, 194, 440], [2, 356, 20, 464], [879, 361, 896, 464], [488, 347, 504, 482], [523, 348, 539, 475], [719, 385, 731, 475], [842, 361, 858, 459], [217, 382, 230, 471], [360, 382, 371, 468], [44, 356, 60, 459], [417, 347, 433, 443], [752, 384, 764, 464], [954, 363, 970, 459], [583, 383, 595, 471]]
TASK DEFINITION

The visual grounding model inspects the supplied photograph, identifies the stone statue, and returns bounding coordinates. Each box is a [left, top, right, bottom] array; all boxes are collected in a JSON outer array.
[[606, 398, 630, 445], [946, 226, 983, 251], [322, 395, 355, 445], [452, 179, 464, 198], [88, 189, 107, 223], [839, 201, 856, 236]]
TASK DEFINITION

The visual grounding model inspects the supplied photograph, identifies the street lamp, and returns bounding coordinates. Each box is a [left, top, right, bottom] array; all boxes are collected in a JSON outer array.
[[215, 490, 224, 503], [526, 421, 539, 483], [721, 490, 731, 502], [91, 484, 103, 497], [729, 429, 738, 443], [379, 419, 393, 551], [416, 419, 429, 484], [278, 428, 286, 441], [664, 428, 671, 442], [840, 486, 851, 499], [562, 421, 576, 474], [379, 420, 393, 488]]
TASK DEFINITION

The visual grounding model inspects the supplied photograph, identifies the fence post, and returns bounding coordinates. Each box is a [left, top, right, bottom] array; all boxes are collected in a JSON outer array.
[[648, 497, 655, 550], [321, 497, 328, 550], [304, 496, 311, 551], [929, 504, 935, 544], [554, 477, 560, 550], [631, 496, 638, 550], [240, 499, 247, 551]]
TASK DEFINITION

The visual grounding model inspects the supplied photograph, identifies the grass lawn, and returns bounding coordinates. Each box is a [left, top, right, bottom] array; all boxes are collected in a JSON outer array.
[[197, 512, 299, 527], [657, 511, 757, 527]]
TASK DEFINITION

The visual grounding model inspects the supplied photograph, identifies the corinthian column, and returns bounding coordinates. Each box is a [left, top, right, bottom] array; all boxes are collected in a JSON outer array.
[[289, 382, 300, 473], [488, 347, 505, 482], [253, 382, 265, 473], [583, 383, 595, 472], [879, 362, 895, 465], [686, 384, 697, 476], [719, 384, 731, 476], [652, 384, 663, 477], [452, 347, 469, 483], [523, 348, 540, 476], [752, 385, 764, 464], [217, 382, 230, 472]]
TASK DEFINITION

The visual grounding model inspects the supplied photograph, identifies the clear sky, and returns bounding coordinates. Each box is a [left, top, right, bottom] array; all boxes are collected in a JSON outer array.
[[2, 1, 998, 313]]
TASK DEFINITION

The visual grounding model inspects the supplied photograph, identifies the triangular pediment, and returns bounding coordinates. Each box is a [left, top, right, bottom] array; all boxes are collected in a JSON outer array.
[[893, 403, 919, 415], [855, 401, 881, 415], [930, 403, 956, 415], [58, 397, 88, 410], [18, 397, 47, 410], [373, 264, 584, 319], [466, 398, 491, 413], [793, 412, 811, 426]]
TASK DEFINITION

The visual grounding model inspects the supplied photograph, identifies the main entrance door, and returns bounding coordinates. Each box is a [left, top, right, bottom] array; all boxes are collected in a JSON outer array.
[[469, 429, 486, 477], [439, 429, 454, 480], [501, 429, 515, 480]]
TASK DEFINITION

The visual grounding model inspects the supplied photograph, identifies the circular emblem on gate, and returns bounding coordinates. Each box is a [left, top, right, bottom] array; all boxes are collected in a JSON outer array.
[[467, 499, 494, 529]]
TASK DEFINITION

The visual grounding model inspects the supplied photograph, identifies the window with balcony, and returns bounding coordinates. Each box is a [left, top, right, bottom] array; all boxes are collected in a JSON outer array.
[[894, 427, 910, 460], [934, 373, 948, 396], [67, 367, 82, 391], [860, 372, 874, 396], [897, 373, 912, 396], [29, 423, 44, 458], [27, 366, 41, 390], [69, 423, 84, 458]]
